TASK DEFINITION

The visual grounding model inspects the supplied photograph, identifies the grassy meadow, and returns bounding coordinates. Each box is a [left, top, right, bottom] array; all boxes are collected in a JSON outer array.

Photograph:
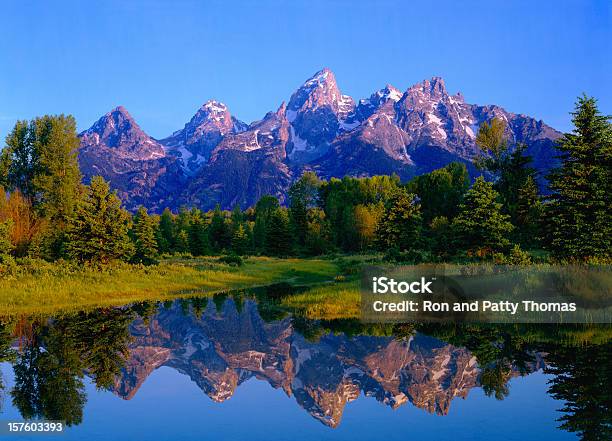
[[0, 256, 351, 315]]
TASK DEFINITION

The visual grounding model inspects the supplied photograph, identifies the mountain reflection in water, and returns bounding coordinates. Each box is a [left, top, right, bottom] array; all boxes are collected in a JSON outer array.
[[0, 290, 610, 440]]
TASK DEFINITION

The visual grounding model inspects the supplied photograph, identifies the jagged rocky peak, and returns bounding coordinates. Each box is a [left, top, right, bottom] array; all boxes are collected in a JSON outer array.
[[211, 101, 290, 157], [287, 67, 354, 119], [80, 105, 165, 160], [356, 84, 404, 121], [406, 76, 448, 100], [160, 99, 248, 174], [285, 68, 356, 163]]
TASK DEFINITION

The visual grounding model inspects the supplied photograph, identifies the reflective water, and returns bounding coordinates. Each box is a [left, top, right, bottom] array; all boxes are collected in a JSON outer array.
[[0, 293, 609, 440]]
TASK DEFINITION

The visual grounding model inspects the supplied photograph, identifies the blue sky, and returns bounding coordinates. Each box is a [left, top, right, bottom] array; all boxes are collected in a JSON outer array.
[[0, 0, 610, 140]]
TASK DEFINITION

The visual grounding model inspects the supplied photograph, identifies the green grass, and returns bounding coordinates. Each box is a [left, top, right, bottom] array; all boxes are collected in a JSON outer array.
[[0, 256, 340, 315], [281, 280, 361, 320]]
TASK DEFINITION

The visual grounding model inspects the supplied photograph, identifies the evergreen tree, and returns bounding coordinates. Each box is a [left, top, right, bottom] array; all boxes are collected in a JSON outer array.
[[188, 210, 209, 256], [132, 206, 158, 264], [230, 205, 244, 228], [156, 208, 175, 254], [253, 196, 280, 252], [231, 224, 249, 255], [516, 176, 543, 247], [66, 176, 133, 263], [547, 95, 611, 260], [429, 216, 452, 258], [175, 230, 190, 254], [496, 144, 537, 223], [452, 177, 513, 256], [289, 172, 321, 248], [208, 204, 230, 253], [376, 190, 422, 252], [265, 208, 292, 256]]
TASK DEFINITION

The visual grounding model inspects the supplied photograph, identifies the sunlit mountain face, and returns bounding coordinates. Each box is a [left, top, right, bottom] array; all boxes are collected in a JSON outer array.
[[0, 293, 609, 440], [78, 69, 561, 212]]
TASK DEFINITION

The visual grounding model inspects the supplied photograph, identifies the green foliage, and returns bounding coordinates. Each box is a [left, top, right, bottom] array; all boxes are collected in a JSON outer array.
[[428, 215, 452, 258], [319, 175, 401, 251], [156, 208, 175, 254], [494, 244, 533, 265], [289, 172, 322, 248], [0, 219, 13, 257], [546, 95, 611, 260], [231, 224, 250, 255], [516, 176, 544, 247], [475, 117, 508, 169], [209, 204, 230, 252], [406, 162, 470, 222], [376, 189, 422, 252], [452, 177, 513, 256], [3, 116, 81, 225], [253, 196, 280, 252], [132, 207, 158, 265], [218, 254, 244, 266], [304, 208, 331, 255], [188, 209, 209, 256], [266, 208, 292, 257], [66, 176, 133, 264]]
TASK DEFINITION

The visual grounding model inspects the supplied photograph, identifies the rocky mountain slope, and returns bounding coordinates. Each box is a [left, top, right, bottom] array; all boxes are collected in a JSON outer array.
[[79, 69, 561, 211], [79, 106, 184, 211]]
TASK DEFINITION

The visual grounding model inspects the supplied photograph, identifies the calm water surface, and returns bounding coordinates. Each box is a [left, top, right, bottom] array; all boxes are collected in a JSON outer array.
[[0, 292, 608, 440]]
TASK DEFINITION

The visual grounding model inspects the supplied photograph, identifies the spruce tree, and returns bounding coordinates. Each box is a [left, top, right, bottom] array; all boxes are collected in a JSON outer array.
[[253, 196, 280, 252], [208, 204, 230, 253], [452, 177, 513, 256], [289, 172, 321, 247], [516, 176, 543, 247], [265, 208, 292, 256], [376, 190, 422, 252], [231, 224, 249, 255], [156, 208, 175, 254], [175, 230, 190, 254], [547, 95, 611, 260], [66, 176, 133, 264], [132, 207, 158, 264], [188, 210, 209, 256]]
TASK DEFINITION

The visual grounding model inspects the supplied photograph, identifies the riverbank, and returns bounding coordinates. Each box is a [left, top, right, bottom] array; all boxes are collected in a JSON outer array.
[[0, 256, 342, 314]]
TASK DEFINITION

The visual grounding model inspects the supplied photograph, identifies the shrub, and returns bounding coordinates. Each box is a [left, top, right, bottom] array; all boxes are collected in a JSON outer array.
[[218, 254, 243, 266]]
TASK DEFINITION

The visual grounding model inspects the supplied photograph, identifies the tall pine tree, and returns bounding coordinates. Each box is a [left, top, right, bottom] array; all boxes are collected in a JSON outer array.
[[547, 95, 611, 260], [66, 176, 133, 264], [452, 177, 513, 256], [376, 190, 422, 252], [132, 206, 158, 264]]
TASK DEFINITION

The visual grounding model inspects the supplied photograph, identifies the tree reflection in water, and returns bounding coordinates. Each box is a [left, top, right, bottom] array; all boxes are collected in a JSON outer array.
[[0, 290, 608, 439]]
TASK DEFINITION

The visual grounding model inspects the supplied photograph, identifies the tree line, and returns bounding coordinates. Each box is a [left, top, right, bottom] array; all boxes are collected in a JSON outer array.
[[0, 96, 609, 265]]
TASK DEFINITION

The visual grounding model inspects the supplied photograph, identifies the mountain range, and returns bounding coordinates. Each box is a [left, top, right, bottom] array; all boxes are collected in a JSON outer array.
[[78, 68, 561, 211]]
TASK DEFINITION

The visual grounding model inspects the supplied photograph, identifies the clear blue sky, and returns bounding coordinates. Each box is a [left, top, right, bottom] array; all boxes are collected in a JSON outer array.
[[1, 0, 610, 141]]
